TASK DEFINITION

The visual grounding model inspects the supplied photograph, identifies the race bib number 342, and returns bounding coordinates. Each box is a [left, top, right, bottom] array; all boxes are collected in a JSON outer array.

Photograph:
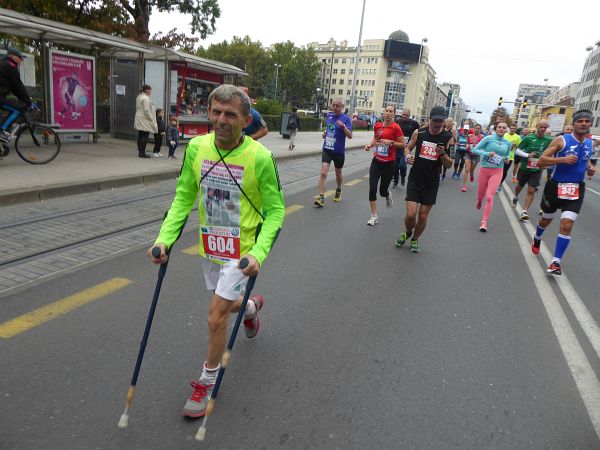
[[557, 183, 580, 200]]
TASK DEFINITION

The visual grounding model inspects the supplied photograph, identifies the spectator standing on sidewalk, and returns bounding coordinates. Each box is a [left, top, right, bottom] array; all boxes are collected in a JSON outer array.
[[134, 84, 157, 158], [166, 115, 179, 159], [153, 108, 165, 157], [286, 106, 300, 150]]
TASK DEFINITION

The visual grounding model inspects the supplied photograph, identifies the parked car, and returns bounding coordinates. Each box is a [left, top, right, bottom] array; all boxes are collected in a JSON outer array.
[[352, 114, 371, 129]]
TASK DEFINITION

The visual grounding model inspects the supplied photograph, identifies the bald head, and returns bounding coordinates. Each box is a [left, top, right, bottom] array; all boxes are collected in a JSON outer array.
[[536, 120, 549, 136]]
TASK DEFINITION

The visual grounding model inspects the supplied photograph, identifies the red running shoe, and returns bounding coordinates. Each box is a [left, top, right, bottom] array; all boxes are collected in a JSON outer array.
[[531, 238, 541, 255], [461, 186, 467, 192], [243, 295, 264, 338], [470, 173, 474, 182], [547, 261, 562, 276]]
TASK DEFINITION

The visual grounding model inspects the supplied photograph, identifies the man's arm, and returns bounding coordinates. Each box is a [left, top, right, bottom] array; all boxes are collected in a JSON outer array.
[[251, 125, 268, 140], [539, 136, 570, 168], [440, 138, 455, 169], [7, 65, 31, 105], [248, 153, 285, 266]]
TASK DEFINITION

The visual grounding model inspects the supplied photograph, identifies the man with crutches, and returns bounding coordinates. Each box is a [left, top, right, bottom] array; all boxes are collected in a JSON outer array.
[[148, 84, 285, 419]]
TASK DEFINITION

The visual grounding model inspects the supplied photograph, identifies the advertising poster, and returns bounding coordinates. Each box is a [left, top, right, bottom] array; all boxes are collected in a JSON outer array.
[[50, 50, 96, 132]]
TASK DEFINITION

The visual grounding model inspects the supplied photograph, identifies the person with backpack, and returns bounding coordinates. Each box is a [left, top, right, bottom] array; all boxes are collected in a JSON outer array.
[[287, 106, 300, 150]]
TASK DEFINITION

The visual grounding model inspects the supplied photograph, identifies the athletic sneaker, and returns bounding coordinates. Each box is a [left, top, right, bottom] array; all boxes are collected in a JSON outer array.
[[512, 176, 517, 183], [461, 186, 467, 192], [538, 209, 543, 216], [519, 210, 529, 221], [479, 221, 487, 232], [367, 215, 378, 226], [0, 130, 11, 143], [470, 173, 474, 183], [385, 192, 393, 209], [392, 182, 398, 189], [400, 177, 405, 186], [395, 231, 412, 247], [243, 295, 264, 338], [182, 381, 215, 418], [547, 261, 562, 276], [333, 188, 342, 202], [153, 153, 161, 158], [512, 197, 518, 208], [410, 239, 421, 253], [314, 195, 324, 207], [531, 237, 541, 255]]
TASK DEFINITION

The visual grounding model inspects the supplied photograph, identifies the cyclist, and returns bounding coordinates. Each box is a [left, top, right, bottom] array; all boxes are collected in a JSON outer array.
[[0, 48, 34, 142]]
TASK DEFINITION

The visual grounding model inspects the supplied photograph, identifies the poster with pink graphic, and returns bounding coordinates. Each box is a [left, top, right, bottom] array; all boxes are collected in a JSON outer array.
[[49, 50, 96, 132]]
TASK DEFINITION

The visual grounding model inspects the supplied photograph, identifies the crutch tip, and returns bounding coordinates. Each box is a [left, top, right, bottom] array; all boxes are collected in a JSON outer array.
[[118, 414, 129, 428], [195, 427, 206, 441]]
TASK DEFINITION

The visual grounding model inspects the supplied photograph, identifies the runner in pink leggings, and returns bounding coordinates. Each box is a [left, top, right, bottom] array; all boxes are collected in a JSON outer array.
[[470, 123, 511, 231]]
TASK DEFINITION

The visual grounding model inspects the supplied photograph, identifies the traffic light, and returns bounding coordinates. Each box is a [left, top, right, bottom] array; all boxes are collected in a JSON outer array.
[[498, 97, 503, 107], [522, 98, 528, 108]]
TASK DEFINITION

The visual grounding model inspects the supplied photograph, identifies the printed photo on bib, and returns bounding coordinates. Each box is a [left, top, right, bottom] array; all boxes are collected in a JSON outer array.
[[201, 160, 244, 262]]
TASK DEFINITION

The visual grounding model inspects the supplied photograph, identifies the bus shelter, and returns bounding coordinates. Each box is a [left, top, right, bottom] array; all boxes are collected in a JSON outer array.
[[0, 7, 152, 141]]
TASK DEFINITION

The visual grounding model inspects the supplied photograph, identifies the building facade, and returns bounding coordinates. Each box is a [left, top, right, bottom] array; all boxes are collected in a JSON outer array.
[[308, 29, 430, 119], [512, 83, 559, 129], [574, 41, 600, 134]]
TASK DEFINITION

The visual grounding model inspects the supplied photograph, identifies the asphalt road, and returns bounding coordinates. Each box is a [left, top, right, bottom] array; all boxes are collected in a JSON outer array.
[[1, 159, 599, 449]]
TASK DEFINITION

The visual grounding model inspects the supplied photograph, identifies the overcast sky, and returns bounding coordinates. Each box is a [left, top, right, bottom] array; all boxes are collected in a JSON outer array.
[[151, 0, 600, 124]]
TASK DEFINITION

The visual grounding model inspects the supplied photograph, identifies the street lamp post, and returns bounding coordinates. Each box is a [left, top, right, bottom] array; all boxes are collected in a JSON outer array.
[[315, 87, 321, 115], [349, 0, 367, 115], [274, 63, 282, 99], [411, 37, 427, 119]]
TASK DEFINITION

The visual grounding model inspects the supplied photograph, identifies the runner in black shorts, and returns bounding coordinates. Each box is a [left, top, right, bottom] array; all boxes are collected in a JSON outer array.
[[531, 110, 596, 275], [394, 106, 454, 254], [321, 150, 345, 169], [314, 98, 352, 207]]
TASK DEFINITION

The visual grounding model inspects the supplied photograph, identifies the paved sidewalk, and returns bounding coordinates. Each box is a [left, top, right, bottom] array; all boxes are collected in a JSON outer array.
[[0, 131, 371, 204]]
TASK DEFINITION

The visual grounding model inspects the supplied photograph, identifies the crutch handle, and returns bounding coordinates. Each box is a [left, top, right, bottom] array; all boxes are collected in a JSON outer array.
[[239, 257, 249, 269], [151, 247, 162, 258]]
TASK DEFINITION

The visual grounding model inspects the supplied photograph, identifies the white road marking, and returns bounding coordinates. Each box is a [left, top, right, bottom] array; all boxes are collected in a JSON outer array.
[[499, 184, 600, 439], [588, 187, 600, 196]]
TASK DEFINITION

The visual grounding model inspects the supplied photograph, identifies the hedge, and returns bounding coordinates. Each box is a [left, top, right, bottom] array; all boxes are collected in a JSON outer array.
[[262, 115, 323, 132]]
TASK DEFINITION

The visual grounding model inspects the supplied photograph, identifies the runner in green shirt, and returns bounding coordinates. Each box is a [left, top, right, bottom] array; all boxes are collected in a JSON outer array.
[[148, 84, 285, 418], [511, 120, 552, 221]]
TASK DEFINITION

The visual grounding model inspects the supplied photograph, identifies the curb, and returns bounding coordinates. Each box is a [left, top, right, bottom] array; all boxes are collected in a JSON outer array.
[[0, 144, 366, 205]]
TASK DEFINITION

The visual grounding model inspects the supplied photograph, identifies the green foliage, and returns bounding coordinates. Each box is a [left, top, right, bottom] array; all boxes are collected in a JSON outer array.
[[198, 37, 322, 107], [1, 0, 220, 45], [254, 98, 284, 116]]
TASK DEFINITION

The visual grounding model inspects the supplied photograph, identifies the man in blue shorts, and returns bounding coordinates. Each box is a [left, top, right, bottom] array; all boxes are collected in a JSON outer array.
[[531, 110, 596, 275], [242, 107, 268, 141], [314, 98, 352, 207]]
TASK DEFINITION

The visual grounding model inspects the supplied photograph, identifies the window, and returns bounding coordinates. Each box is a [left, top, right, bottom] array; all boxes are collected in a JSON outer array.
[[334, 58, 339, 64], [347, 90, 351, 96], [349, 69, 353, 75], [342, 58, 347, 64], [340, 79, 344, 85], [341, 69, 345, 74], [333, 69, 338, 74], [338, 89, 343, 95], [332, 79, 337, 84]]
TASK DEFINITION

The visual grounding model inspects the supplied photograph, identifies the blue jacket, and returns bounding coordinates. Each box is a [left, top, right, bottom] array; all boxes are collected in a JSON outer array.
[[471, 134, 511, 168]]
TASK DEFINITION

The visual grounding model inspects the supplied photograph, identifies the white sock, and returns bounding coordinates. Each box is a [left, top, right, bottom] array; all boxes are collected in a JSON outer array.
[[199, 362, 219, 384], [244, 299, 256, 319]]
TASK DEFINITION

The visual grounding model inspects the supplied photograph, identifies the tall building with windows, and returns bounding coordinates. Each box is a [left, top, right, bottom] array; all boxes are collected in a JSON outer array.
[[575, 41, 600, 134], [512, 83, 559, 129], [308, 29, 431, 118]]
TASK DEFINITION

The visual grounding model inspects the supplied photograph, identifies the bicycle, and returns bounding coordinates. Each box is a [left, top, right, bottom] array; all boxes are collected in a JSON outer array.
[[0, 103, 61, 164]]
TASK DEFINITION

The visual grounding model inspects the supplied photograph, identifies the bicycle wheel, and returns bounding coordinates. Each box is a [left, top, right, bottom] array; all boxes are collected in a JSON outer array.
[[15, 124, 61, 164]]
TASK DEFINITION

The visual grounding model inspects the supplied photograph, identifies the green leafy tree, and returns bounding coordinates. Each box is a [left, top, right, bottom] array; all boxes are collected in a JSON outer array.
[[2, 0, 220, 45], [197, 36, 271, 98]]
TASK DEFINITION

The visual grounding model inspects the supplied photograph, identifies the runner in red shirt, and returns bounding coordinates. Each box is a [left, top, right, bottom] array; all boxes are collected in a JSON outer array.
[[364, 104, 404, 225], [461, 124, 484, 192]]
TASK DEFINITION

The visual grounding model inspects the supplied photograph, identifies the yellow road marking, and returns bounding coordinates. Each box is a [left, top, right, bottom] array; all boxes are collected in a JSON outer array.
[[363, 174, 369, 178], [0, 278, 133, 339], [182, 244, 199, 255], [323, 190, 336, 198], [286, 204, 304, 215], [345, 179, 362, 186]]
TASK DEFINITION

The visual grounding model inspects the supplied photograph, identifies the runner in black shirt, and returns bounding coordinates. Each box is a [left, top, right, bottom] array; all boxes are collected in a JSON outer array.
[[395, 106, 454, 253], [393, 108, 421, 187]]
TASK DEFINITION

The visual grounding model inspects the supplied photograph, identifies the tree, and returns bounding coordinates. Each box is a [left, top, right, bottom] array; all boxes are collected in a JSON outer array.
[[1, 0, 220, 45]]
